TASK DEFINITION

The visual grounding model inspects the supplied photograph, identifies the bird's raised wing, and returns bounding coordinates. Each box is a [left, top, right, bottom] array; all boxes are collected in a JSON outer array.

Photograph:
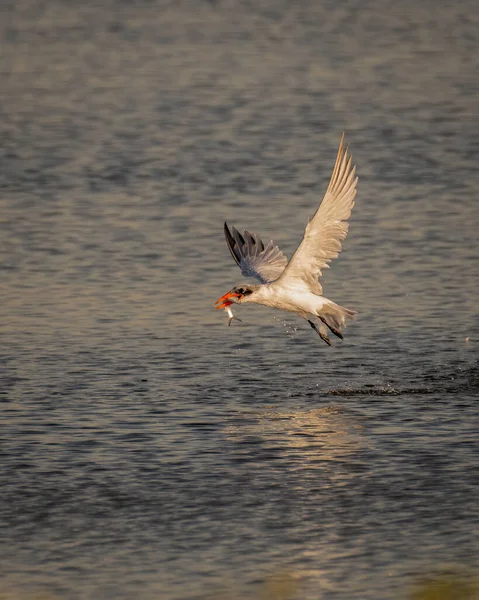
[[224, 222, 287, 284], [276, 134, 357, 295]]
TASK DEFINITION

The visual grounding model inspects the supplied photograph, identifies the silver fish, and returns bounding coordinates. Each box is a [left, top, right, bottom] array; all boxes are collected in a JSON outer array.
[[226, 305, 242, 327]]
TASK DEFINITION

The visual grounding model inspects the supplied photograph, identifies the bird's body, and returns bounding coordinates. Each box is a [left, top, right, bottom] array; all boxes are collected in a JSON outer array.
[[215, 134, 358, 345], [242, 281, 327, 315]]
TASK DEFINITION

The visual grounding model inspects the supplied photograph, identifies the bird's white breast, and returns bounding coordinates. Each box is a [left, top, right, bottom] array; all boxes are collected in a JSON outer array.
[[255, 282, 327, 315]]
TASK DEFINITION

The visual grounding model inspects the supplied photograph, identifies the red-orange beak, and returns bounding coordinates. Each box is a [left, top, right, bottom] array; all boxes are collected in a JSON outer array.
[[214, 290, 242, 310]]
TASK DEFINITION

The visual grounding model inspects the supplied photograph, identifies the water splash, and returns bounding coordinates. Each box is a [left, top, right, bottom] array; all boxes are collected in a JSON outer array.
[[273, 315, 299, 338]]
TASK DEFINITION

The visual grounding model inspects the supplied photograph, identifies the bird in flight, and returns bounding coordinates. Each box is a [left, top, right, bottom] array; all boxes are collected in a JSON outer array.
[[215, 134, 358, 345]]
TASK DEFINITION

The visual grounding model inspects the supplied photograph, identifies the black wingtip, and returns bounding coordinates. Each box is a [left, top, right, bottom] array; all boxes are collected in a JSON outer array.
[[224, 221, 241, 267], [224, 221, 233, 243]]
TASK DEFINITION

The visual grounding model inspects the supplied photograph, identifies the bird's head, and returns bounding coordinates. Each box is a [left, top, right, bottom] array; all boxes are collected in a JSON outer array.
[[214, 284, 258, 309]]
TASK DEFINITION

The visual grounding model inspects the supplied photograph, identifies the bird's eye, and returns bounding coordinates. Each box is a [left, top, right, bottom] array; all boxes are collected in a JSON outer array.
[[238, 288, 244, 294]]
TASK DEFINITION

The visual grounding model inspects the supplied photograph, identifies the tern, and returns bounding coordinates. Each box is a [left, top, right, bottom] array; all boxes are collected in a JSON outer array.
[[215, 134, 358, 345]]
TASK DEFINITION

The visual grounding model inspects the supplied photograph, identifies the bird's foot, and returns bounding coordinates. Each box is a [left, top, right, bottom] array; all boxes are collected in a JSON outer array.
[[318, 316, 343, 339], [308, 320, 331, 346]]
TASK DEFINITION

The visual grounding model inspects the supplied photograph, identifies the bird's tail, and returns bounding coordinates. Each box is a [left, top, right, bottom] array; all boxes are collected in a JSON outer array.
[[318, 300, 357, 337]]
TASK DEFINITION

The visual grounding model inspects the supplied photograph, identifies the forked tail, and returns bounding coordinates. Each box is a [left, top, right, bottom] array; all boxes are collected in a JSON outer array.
[[318, 300, 357, 339]]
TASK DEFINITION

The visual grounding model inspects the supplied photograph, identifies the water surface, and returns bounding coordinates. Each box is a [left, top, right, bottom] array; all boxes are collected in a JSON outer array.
[[1, 1, 478, 598]]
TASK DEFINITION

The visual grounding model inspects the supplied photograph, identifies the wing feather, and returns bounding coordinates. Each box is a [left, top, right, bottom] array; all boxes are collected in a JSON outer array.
[[224, 222, 287, 284], [276, 134, 358, 294]]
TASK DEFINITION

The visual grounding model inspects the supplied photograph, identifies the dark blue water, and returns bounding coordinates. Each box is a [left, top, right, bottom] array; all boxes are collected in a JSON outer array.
[[1, 1, 478, 598]]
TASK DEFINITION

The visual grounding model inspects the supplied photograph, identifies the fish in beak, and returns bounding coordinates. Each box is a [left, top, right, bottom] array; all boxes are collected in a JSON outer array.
[[214, 290, 242, 310], [214, 290, 243, 326]]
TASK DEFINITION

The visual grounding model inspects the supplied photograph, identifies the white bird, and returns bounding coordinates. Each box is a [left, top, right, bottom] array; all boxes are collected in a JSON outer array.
[[215, 134, 358, 345]]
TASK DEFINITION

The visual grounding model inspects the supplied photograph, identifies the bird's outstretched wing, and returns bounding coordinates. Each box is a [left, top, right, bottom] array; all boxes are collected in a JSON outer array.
[[276, 134, 357, 295], [224, 222, 287, 284]]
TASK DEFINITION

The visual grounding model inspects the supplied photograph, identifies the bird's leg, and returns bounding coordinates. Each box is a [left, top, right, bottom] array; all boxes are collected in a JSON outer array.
[[318, 316, 343, 340], [308, 319, 331, 346]]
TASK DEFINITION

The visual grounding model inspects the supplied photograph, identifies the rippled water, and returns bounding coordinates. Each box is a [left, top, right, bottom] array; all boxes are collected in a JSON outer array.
[[1, 1, 478, 598]]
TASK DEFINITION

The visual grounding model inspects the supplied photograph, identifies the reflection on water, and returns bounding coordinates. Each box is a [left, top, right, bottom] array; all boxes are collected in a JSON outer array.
[[225, 406, 365, 461], [1, 0, 478, 598]]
